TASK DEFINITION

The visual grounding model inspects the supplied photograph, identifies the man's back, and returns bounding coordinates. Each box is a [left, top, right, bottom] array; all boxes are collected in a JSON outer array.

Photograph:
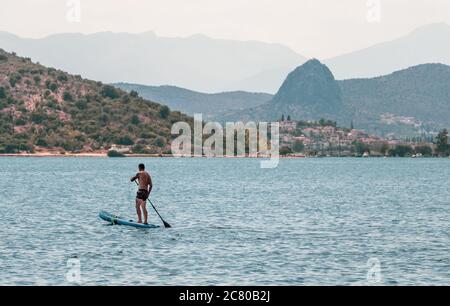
[[137, 171, 151, 190], [132, 164, 153, 224]]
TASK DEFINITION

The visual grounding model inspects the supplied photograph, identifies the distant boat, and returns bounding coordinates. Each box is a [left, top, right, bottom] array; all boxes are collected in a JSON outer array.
[[362, 152, 370, 158]]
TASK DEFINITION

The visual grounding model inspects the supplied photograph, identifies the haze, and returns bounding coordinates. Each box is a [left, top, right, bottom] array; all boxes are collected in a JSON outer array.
[[1, 0, 450, 58]]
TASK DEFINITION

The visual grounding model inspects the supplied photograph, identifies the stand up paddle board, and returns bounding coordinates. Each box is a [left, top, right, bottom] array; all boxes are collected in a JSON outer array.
[[99, 211, 160, 229]]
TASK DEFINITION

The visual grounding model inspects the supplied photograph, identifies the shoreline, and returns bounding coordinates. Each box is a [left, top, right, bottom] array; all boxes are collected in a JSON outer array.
[[0, 152, 170, 158], [0, 153, 448, 158], [0, 153, 110, 158]]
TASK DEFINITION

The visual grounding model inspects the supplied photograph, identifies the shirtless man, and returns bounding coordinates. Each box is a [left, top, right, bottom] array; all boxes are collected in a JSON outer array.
[[130, 163, 153, 224]]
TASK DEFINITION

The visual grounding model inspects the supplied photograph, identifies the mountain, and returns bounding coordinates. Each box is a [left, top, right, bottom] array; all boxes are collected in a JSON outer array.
[[270, 59, 342, 117], [0, 49, 190, 154], [220, 60, 450, 136], [0, 31, 306, 93], [113, 83, 272, 119], [219, 59, 344, 122], [325, 23, 450, 80], [340, 63, 450, 134]]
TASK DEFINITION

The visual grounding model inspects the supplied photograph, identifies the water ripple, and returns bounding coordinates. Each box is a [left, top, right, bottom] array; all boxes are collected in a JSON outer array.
[[0, 157, 449, 285]]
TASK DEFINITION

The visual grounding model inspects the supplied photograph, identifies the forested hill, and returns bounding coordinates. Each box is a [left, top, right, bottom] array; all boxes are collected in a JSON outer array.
[[0, 49, 191, 154]]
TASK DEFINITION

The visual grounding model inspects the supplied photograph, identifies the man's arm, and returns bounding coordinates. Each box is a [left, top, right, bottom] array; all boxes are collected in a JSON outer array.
[[130, 173, 139, 182]]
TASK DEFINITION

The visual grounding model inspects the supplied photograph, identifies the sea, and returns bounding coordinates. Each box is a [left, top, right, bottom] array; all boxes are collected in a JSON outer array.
[[0, 157, 449, 285]]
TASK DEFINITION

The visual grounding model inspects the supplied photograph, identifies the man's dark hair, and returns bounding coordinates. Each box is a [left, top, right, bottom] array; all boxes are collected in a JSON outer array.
[[139, 163, 145, 170]]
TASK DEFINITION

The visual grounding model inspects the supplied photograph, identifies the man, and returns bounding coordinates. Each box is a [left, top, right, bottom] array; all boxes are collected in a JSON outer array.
[[130, 163, 153, 224]]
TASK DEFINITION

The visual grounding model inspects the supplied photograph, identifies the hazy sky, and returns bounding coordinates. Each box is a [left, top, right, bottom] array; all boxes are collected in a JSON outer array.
[[1, 0, 450, 58]]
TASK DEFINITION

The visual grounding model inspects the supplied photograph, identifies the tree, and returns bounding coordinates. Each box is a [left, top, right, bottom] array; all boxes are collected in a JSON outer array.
[[287, 115, 291, 121], [159, 106, 170, 119], [281, 114, 285, 122], [75, 99, 88, 110], [319, 118, 337, 127], [57, 74, 68, 82], [380, 142, 389, 156], [153, 137, 166, 148], [31, 112, 46, 124], [292, 140, 305, 153], [33, 76, 41, 85], [130, 90, 139, 98], [414, 145, 433, 157], [121, 95, 130, 104], [436, 129, 449, 156], [9, 74, 22, 87], [35, 138, 48, 147], [101, 85, 120, 99], [14, 118, 26, 126], [354, 141, 370, 155], [279, 146, 292, 155], [389, 145, 413, 157], [49, 83, 58, 92], [292, 129, 303, 137], [131, 115, 140, 125], [63, 91, 73, 101], [116, 135, 134, 146], [0, 87, 6, 99]]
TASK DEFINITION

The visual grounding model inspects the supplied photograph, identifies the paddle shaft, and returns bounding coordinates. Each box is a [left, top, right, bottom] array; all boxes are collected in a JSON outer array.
[[134, 181, 171, 228]]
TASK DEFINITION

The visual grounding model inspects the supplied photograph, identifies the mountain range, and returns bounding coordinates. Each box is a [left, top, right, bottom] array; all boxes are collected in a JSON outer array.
[[325, 23, 450, 80], [220, 59, 450, 137], [113, 83, 272, 120], [2, 23, 450, 138], [0, 31, 305, 93], [1, 23, 450, 92]]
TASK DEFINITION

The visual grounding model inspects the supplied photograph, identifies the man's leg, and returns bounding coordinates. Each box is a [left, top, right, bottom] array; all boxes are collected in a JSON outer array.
[[135, 199, 143, 223], [142, 201, 148, 224]]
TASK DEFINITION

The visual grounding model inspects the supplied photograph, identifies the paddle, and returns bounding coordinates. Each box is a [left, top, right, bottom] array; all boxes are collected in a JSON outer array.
[[134, 181, 172, 228]]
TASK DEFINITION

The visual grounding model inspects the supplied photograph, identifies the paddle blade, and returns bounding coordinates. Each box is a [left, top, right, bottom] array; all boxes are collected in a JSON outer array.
[[163, 221, 172, 228]]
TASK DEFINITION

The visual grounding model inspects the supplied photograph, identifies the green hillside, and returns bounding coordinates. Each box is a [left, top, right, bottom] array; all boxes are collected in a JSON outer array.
[[0, 49, 191, 154], [114, 83, 272, 120], [340, 63, 450, 131]]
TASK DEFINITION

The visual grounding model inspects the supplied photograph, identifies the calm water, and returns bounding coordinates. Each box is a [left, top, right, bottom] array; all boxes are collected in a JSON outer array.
[[0, 157, 449, 286]]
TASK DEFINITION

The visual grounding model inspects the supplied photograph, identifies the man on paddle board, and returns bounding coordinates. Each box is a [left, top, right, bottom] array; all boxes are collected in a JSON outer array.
[[130, 163, 153, 224]]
